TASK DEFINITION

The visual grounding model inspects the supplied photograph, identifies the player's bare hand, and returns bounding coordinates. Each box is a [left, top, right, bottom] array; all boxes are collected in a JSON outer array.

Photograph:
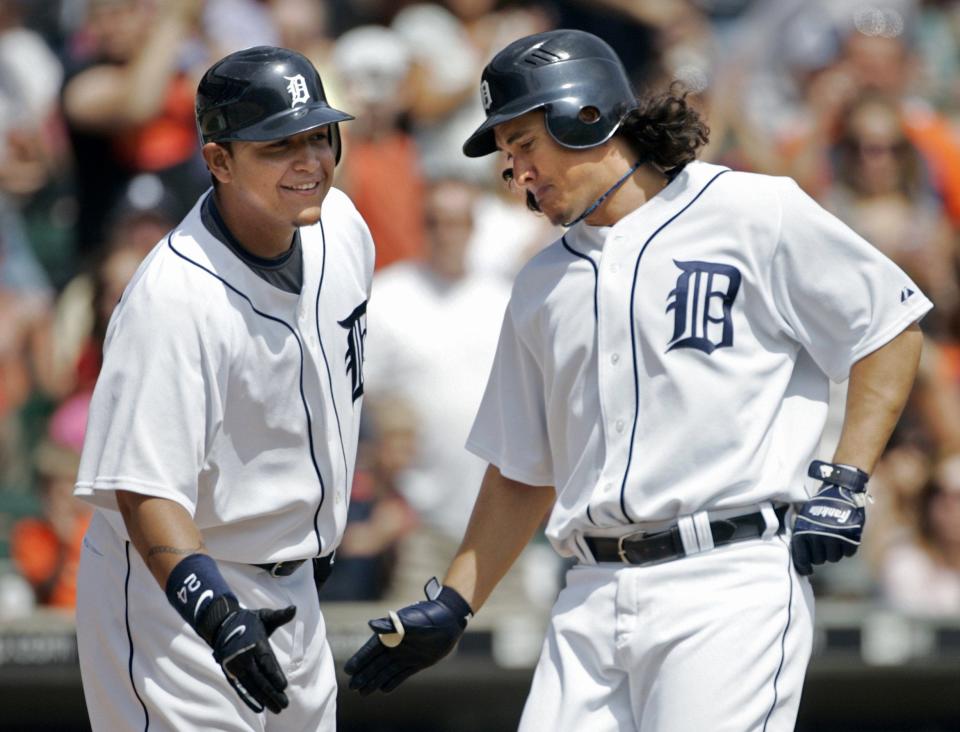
[[344, 579, 472, 695], [792, 460, 869, 576], [199, 596, 296, 714]]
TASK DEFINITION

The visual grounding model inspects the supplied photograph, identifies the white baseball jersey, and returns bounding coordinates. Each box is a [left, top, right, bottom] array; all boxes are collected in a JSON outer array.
[[467, 160, 932, 558], [75, 186, 374, 563]]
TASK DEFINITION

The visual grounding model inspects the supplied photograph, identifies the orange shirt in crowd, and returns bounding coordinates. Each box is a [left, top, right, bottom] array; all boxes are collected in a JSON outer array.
[[113, 74, 198, 172], [346, 132, 427, 270], [11, 513, 91, 609]]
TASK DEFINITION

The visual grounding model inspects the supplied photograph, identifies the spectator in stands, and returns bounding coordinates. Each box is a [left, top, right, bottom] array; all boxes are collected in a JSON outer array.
[[10, 393, 92, 610], [60, 0, 208, 259], [50, 174, 178, 395], [879, 452, 960, 617], [331, 24, 426, 270], [0, 0, 64, 199], [320, 397, 419, 601], [391, 0, 547, 182], [822, 91, 959, 337], [269, 0, 335, 72], [362, 177, 556, 603], [0, 195, 55, 491]]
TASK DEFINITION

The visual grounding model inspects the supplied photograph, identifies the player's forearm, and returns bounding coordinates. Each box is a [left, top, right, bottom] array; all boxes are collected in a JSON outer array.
[[116, 491, 205, 588], [64, 4, 196, 129], [442, 465, 555, 612], [832, 323, 924, 473]]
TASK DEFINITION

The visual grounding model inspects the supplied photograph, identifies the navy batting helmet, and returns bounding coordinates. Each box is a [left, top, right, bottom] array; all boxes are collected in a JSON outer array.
[[196, 46, 353, 163], [463, 29, 638, 158]]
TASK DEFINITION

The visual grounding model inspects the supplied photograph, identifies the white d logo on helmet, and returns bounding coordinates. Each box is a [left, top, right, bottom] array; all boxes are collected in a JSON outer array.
[[480, 80, 492, 112], [284, 74, 311, 108]]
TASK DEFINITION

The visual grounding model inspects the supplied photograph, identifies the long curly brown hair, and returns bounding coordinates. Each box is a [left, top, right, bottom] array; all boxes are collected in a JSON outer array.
[[620, 82, 710, 174]]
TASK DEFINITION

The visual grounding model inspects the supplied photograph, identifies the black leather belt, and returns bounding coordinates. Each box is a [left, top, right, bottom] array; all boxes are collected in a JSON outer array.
[[585, 505, 789, 566], [254, 559, 307, 577], [254, 553, 335, 580]]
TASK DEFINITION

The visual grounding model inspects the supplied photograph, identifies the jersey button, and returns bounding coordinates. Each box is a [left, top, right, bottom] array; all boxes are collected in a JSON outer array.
[[610, 353, 620, 365], [615, 419, 625, 433], [610, 263, 620, 273]]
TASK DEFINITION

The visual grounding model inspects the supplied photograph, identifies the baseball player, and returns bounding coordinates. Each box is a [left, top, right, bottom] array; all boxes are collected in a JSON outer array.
[[74, 47, 373, 731], [345, 29, 930, 731]]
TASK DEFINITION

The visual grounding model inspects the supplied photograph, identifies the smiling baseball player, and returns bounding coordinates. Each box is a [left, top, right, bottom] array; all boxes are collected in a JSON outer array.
[[74, 47, 373, 730], [345, 29, 930, 731]]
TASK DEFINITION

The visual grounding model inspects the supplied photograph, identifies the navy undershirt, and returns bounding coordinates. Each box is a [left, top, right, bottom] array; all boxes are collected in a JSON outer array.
[[200, 193, 304, 294]]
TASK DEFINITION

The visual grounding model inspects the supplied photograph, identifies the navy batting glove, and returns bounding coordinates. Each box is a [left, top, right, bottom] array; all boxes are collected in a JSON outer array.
[[791, 460, 870, 576], [165, 554, 295, 714], [199, 595, 296, 714], [344, 578, 473, 696]]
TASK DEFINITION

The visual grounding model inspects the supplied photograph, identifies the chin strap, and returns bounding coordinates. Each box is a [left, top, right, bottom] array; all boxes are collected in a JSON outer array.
[[562, 160, 643, 227]]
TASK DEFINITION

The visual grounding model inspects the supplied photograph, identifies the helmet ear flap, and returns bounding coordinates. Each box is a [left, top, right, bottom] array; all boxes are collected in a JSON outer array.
[[544, 98, 622, 149]]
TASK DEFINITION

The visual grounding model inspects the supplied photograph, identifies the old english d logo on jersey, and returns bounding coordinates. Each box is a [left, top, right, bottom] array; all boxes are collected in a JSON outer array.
[[666, 260, 741, 355], [284, 74, 311, 107], [338, 301, 367, 401]]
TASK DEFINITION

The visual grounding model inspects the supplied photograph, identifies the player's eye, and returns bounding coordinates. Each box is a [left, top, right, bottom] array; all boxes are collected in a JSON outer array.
[[501, 167, 514, 183]]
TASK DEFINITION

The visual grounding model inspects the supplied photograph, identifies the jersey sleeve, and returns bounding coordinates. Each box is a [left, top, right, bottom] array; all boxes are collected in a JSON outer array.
[[770, 178, 933, 382], [466, 301, 553, 486], [74, 283, 212, 516]]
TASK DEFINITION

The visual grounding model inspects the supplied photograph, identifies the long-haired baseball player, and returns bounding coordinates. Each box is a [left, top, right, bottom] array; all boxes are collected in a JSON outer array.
[[345, 29, 930, 731], [74, 47, 374, 730]]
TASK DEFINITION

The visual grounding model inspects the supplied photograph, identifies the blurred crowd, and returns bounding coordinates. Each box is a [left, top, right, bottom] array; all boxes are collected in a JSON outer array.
[[1, 0, 960, 623]]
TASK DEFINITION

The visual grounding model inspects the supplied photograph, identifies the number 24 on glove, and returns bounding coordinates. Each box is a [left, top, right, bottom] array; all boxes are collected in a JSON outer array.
[[791, 460, 871, 576]]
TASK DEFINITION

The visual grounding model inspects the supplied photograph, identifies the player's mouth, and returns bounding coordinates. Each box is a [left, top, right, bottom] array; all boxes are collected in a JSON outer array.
[[281, 181, 321, 195], [533, 184, 554, 207]]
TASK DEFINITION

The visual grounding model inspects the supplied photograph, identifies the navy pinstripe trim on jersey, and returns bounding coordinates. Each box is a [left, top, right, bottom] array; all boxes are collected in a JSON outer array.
[[561, 235, 598, 322], [124, 542, 150, 731], [167, 235, 328, 554], [561, 235, 600, 526], [619, 169, 730, 523], [763, 537, 796, 732], [313, 219, 351, 533]]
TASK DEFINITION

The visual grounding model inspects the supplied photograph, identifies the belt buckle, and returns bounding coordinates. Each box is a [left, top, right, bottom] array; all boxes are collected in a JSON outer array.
[[270, 562, 287, 577], [616, 530, 648, 563]]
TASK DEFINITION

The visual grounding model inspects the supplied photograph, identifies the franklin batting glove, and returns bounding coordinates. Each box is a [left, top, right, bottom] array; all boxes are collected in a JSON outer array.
[[344, 578, 472, 695], [792, 460, 870, 576]]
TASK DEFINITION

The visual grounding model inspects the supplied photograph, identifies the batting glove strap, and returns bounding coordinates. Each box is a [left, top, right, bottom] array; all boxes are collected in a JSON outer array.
[[196, 594, 240, 646], [808, 460, 869, 493], [344, 580, 473, 696]]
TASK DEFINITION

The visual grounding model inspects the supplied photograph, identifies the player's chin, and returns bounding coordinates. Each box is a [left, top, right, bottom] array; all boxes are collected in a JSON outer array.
[[292, 203, 324, 227], [542, 205, 569, 227]]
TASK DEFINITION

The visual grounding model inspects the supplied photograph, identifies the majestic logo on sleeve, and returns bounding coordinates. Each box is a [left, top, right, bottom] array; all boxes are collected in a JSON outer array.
[[338, 301, 367, 402], [284, 74, 311, 108], [665, 260, 741, 355]]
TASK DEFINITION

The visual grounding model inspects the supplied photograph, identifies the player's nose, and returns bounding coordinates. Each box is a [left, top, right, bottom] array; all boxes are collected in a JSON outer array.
[[512, 157, 536, 186], [293, 141, 329, 172]]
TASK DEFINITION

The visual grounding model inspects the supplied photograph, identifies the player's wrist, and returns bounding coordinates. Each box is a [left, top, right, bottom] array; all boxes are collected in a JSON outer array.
[[425, 577, 473, 628], [164, 553, 237, 644]]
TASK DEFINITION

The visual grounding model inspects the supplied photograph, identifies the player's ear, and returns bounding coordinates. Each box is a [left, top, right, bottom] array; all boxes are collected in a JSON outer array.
[[202, 142, 233, 184]]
